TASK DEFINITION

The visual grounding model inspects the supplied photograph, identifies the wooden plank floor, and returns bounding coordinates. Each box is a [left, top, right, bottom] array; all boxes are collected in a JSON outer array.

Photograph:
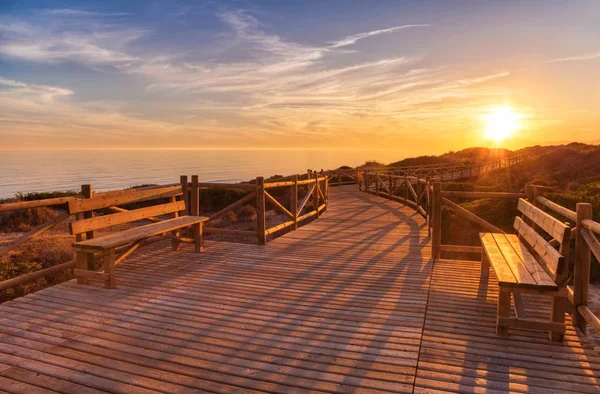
[[0, 185, 599, 393]]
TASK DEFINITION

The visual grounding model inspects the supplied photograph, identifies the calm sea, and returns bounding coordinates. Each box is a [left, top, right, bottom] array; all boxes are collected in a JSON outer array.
[[0, 150, 403, 198]]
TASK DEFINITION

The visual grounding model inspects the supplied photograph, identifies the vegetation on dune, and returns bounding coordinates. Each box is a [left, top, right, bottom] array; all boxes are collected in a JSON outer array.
[[1, 235, 74, 302], [0, 207, 60, 232]]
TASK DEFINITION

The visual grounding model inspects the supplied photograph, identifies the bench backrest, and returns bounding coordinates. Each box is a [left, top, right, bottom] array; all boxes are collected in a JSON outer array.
[[514, 198, 571, 285], [68, 185, 185, 236]]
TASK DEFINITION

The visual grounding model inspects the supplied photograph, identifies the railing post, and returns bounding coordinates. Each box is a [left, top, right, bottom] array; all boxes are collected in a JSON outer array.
[[291, 174, 298, 230], [81, 184, 93, 240], [80, 184, 95, 271], [190, 175, 199, 216], [313, 172, 320, 218], [375, 171, 379, 196], [574, 202, 593, 332], [404, 176, 408, 202], [388, 175, 393, 197], [256, 176, 266, 245], [364, 171, 368, 192], [180, 175, 189, 215], [324, 173, 329, 205], [432, 182, 442, 261]]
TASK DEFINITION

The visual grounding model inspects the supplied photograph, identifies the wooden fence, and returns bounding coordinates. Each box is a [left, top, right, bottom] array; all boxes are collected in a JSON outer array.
[[359, 161, 600, 336], [0, 172, 329, 293]]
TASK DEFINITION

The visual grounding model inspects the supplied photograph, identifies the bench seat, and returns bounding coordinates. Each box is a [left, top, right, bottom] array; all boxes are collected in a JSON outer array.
[[73, 215, 208, 251], [479, 233, 558, 292], [479, 197, 571, 341]]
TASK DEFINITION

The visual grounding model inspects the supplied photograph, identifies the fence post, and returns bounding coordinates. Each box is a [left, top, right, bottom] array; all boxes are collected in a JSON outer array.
[[574, 203, 593, 332], [81, 184, 93, 240], [256, 177, 266, 245], [189, 175, 201, 251], [432, 182, 442, 261], [404, 176, 408, 202], [375, 171, 379, 196], [388, 175, 393, 197], [356, 167, 361, 190], [324, 173, 329, 205], [313, 172, 320, 218], [291, 174, 298, 230], [180, 175, 189, 215], [79, 184, 95, 271], [190, 176, 199, 216]]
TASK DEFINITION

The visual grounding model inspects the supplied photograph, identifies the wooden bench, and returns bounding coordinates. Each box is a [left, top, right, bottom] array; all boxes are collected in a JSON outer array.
[[67, 185, 208, 289], [480, 198, 571, 341]]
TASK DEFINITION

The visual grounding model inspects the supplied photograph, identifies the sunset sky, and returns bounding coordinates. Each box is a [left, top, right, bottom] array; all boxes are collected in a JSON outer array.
[[1, 1, 599, 153]]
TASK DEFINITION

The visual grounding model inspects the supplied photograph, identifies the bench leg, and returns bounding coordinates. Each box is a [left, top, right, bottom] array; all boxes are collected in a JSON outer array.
[[104, 249, 116, 289], [171, 230, 180, 251], [497, 289, 511, 336], [76, 251, 88, 285], [194, 223, 205, 253], [549, 296, 566, 342], [481, 253, 490, 278]]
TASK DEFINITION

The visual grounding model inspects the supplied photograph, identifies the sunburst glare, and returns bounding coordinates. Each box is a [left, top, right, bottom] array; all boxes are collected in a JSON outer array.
[[483, 106, 522, 142]]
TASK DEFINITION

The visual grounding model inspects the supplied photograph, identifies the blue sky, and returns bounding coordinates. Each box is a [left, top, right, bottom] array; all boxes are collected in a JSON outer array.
[[1, 0, 599, 151]]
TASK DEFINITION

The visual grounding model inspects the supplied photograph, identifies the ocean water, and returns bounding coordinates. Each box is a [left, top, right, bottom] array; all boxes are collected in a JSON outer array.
[[0, 149, 402, 198]]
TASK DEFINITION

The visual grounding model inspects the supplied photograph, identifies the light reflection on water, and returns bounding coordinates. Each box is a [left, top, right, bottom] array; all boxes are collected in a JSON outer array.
[[0, 149, 403, 198]]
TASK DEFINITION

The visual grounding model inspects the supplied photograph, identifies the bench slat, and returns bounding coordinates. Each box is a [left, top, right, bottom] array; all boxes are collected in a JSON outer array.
[[73, 216, 208, 250], [67, 185, 181, 214], [491, 233, 538, 288], [479, 233, 517, 286], [69, 201, 186, 235], [517, 198, 569, 243], [513, 216, 563, 281], [504, 234, 558, 290]]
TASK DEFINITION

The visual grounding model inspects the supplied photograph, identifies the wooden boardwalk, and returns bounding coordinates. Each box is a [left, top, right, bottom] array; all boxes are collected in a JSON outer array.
[[0, 185, 599, 393]]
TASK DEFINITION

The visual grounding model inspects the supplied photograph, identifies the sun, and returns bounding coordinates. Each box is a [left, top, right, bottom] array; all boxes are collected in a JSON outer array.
[[483, 106, 521, 142]]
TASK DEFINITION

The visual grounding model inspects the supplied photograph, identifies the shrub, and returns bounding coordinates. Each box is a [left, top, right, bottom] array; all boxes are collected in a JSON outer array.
[[236, 205, 257, 222], [13, 190, 80, 201], [0, 207, 59, 232]]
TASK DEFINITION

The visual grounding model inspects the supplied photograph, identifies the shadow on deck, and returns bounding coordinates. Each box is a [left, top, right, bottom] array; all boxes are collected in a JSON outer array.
[[0, 186, 598, 393]]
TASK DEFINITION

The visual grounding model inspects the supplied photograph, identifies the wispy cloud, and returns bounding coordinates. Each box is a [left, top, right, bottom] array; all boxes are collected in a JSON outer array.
[[0, 77, 73, 100], [548, 52, 600, 63], [329, 24, 430, 48], [44, 8, 132, 17], [0, 16, 143, 66]]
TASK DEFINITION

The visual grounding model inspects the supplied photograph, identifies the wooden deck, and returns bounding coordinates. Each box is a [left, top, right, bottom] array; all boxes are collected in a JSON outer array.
[[0, 185, 599, 393]]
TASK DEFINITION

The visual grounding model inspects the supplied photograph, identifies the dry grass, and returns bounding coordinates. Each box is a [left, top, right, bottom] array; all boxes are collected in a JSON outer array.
[[0, 207, 59, 232], [0, 233, 75, 302]]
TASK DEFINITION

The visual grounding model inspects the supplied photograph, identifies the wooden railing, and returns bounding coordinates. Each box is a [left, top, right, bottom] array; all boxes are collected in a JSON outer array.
[[191, 172, 328, 244], [362, 172, 429, 220], [0, 172, 329, 293], [363, 150, 531, 182], [357, 151, 600, 337]]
